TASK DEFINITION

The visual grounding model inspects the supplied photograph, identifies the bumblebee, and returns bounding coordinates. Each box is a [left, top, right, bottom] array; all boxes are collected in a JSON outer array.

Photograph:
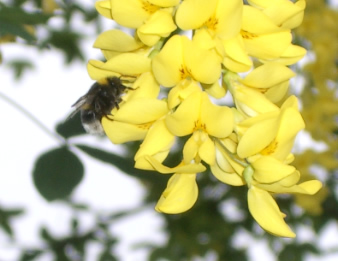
[[70, 77, 128, 134]]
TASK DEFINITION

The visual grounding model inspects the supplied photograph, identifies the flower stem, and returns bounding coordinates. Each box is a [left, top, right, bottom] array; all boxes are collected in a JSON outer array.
[[0, 91, 66, 145]]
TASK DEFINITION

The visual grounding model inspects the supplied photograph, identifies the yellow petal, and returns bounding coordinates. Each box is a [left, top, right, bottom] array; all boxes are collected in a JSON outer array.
[[252, 156, 296, 183], [243, 31, 292, 60], [242, 5, 284, 34], [165, 91, 201, 136], [223, 36, 253, 72], [175, 0, 218, 30], [113, 99, 168, 124], [138, 10, 177, 46], [111, 0, 150, 28], [167, 79, 201, 109], [127, 72, 160, 100], [184, 39, 221, 84], [200, 93, 234, 137], [263, 0, 306, 29], [215, 0, 242, 39], [198, 135, 216, 165], [94, 29, 143, 52], [211, 163, 245, 186], [155, 173, 198, 214], [152, 35, 184, 87], [95, 0, 112, 19], [183, 134, 199, 164], [240, 63, 295, 88], [248, 186, 296, 237], [144, 155, 206, 173], [148, 0, 179, 7], [256, 180, 322, 195], [135, 120, 175, 161], [102, 120, 148, 144], [237, 117, 279, 158], [87, 53, 151, 80]]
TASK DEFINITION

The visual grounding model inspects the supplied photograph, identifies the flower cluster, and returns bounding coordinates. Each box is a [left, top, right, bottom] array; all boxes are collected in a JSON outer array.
[[88, 0, 322, 237]]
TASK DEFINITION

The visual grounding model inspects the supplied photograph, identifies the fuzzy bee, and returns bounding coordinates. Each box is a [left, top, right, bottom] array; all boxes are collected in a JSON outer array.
[[70, 77, 128, 134]]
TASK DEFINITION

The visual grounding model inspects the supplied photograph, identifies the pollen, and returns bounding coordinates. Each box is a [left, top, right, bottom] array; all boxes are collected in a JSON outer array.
[[204, 17, 218, 31], [261, 141, 278, 155], [142, 1, 160, 14], [179, 65, 192, 80], [240, 30, 258, 40]]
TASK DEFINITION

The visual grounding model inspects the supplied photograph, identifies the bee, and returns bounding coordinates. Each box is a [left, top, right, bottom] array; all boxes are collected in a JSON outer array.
[[70, 77, 128, 135]]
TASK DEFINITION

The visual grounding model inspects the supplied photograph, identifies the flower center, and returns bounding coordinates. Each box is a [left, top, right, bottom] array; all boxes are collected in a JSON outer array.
[[142, 1, 160, 14], [240, 30, 258, 39], [261, 140, 278, 155], [204, 16, 218, 31]]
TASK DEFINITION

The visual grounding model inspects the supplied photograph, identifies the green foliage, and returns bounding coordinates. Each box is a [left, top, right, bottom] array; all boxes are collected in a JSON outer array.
[[32, 146, 84, 201], [0, 206, 24, 237]]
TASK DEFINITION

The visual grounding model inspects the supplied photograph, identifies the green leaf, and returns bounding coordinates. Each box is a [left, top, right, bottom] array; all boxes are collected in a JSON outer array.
[[0, 206, 24, 237], [56, 113, 86, 139], [75, 144, 159, 181], [33, 146, 84, 201], [6, 59, 34, 80], [0, 3, 50, 25]]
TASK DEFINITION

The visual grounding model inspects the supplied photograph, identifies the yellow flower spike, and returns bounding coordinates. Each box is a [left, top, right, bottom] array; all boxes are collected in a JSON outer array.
[[93, 29, 144, 52], [248, 186, 296, 238], [240, 63, 295, 89], [95, 0, 112, 19], [251, 156, 296, 183], [87, 53, 151, 80], [134, 120, 175, 170], [144, 156, 207, 174], [155, 173, 198, 214], [137, 10, 177, 46]]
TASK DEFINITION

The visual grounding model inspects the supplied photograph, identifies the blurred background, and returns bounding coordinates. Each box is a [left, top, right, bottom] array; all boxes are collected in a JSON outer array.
[[0, 0, 337, 260]]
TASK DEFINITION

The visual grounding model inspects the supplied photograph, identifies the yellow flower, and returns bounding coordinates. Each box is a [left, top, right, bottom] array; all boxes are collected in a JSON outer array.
[[155, 173, 198, 214], [152, 35, 221, 87], [95, 0, 177, 46], [165, 91, 233, 166]]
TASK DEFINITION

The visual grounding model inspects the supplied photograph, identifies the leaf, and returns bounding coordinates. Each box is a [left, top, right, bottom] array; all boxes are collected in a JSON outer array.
[[56, 113, 86, 139], [6, 59, 34, 80], [33, 146, 84, 201], [75, 144, 160, 181], [0, 206, 24, 237]]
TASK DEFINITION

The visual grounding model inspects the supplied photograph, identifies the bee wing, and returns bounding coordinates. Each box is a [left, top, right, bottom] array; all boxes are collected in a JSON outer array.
[[68, 95, 88, 119]]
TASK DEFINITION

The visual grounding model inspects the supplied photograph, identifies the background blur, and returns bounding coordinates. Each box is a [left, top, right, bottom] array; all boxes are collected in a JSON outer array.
[[0, 0, 337, 260]]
